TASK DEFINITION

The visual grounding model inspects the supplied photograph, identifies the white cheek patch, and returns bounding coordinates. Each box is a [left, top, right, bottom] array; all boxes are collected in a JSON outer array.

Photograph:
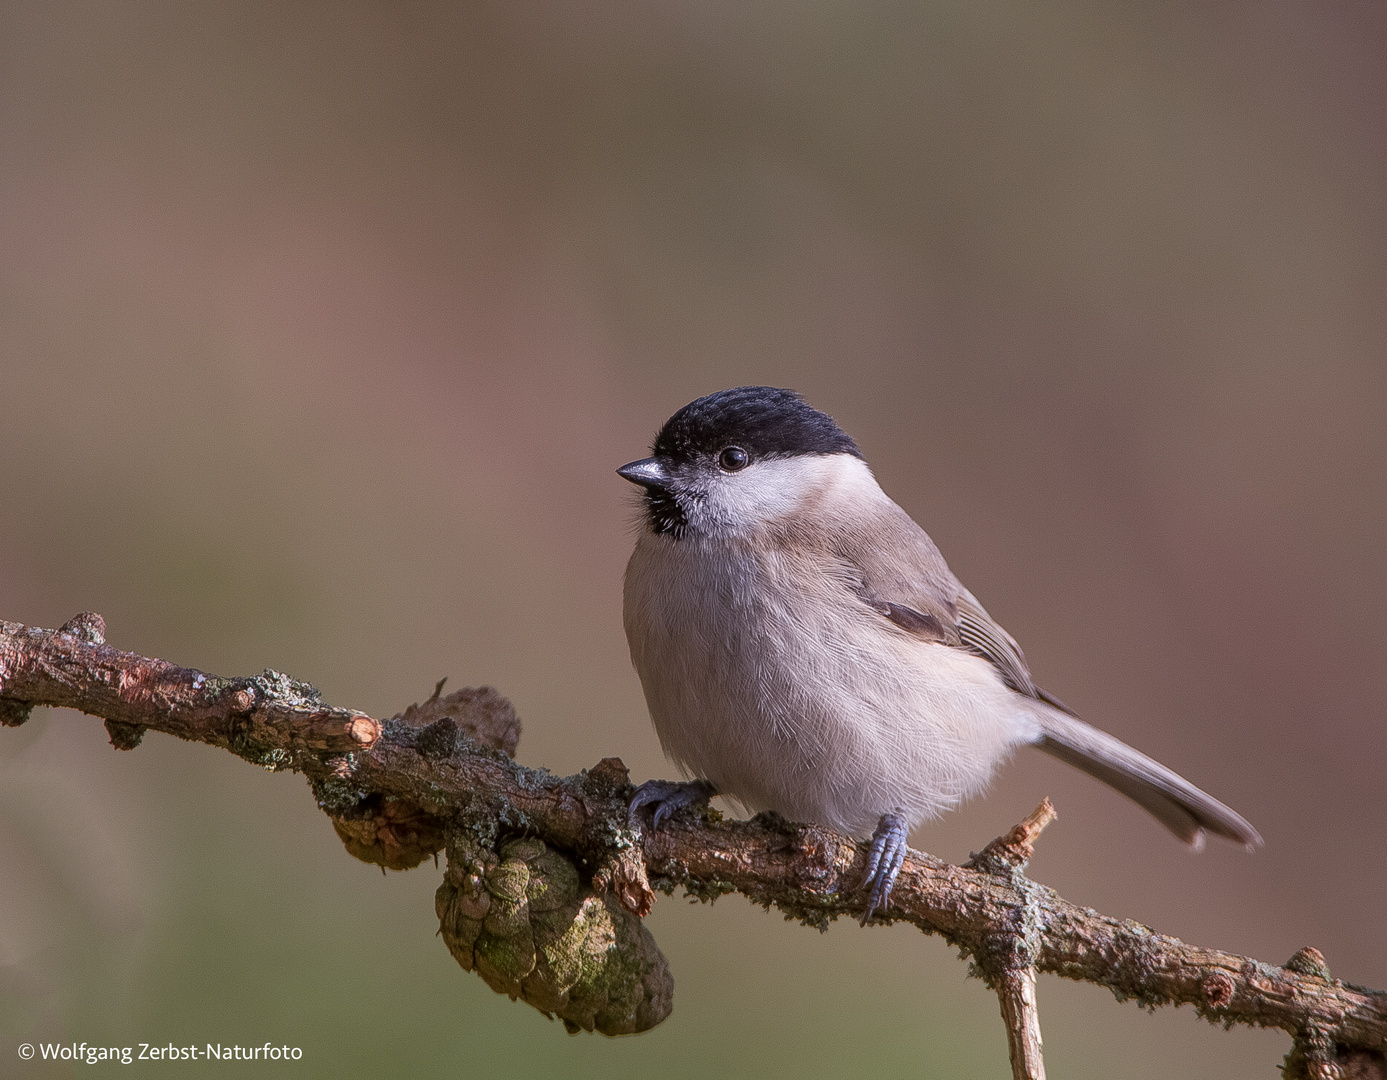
[[690, 454, 872, 537]]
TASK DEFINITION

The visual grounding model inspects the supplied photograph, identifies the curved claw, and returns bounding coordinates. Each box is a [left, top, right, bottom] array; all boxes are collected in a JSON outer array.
[[861, 811, 909, 925], [628, 779, 715, 831]]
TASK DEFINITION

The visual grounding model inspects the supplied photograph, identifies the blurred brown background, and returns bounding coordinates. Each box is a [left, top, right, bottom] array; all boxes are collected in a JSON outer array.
[[2, 1, 1384, 1076]]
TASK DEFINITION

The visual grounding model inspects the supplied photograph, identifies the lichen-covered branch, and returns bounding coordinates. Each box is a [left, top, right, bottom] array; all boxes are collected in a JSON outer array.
[[2, 615, 1384, 1075]]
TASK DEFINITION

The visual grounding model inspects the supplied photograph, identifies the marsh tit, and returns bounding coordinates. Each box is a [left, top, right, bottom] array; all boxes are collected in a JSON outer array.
[[618, 386, 1260, 919]]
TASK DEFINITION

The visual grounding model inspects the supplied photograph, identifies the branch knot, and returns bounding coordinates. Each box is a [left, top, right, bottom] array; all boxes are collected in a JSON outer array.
[[967, 798, 1057, 877], [58, 611, 106, 645]]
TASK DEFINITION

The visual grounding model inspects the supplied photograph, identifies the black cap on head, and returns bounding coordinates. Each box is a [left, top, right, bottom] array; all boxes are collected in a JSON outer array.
[[652, 386, 862, 463]]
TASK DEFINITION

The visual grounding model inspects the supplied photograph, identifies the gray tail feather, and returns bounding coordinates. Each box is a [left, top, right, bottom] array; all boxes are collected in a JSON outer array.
[[1032, 708, 1262, 850]]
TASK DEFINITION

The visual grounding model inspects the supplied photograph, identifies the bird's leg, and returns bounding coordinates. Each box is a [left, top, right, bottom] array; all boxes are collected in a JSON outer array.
[[861, 811, 909, 924], [628, 779, 716, 831]]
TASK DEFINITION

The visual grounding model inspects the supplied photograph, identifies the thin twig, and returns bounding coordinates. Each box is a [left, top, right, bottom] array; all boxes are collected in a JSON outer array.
[[967, 799, 1056, 1080], [997, 967, 1045, 1080]]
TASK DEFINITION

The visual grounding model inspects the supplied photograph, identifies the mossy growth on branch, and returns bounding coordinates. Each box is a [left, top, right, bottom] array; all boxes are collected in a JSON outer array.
[[435, 834, 673, 1035]]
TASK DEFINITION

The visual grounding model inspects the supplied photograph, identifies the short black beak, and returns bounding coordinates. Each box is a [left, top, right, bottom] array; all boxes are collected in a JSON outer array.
[[617, 457, 671, 489]]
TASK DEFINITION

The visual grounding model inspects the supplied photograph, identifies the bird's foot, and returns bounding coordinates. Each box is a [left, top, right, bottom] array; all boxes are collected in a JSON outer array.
[[628, 779, 715, 831], [861, 811, 909, 925]]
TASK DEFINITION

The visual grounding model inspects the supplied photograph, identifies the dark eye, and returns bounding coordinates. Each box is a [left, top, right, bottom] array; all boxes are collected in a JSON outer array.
[[718, 446, 750, 472]]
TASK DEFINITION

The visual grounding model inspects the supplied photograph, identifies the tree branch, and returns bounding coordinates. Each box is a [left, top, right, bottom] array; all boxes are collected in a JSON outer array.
[[2, 615, 1383, 1075], [970, 799, 1056, 1080]]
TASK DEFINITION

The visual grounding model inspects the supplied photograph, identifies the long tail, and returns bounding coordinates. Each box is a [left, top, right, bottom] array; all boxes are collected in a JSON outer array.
[[1032, 707, 1262, 850]]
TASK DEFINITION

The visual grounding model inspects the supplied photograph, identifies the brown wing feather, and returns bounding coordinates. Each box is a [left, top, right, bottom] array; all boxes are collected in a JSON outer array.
[[830, 488, 1259, 849], [954, 589, 1038, 698], [836, 501, 1080, 716], [828, 498, 962, 636], [878, 601, 950, 641]]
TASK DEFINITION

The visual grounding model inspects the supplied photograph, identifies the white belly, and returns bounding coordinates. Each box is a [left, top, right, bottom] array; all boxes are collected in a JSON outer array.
[[623, 532, 1040, 837]]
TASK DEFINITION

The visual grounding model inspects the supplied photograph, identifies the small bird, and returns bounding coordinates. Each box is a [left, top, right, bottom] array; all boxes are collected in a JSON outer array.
[[618, 385, 1259, 915], [618, 386, 1260, 919]]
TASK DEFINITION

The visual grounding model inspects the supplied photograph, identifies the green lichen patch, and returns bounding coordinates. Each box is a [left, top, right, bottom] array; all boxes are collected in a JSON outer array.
[[680, 879, 738, 905], [0, 698, 34, 727], [256, 747, 294, 772], [309, 764, 369, 815], [104, 718, 146, 750], [254, 668, 324, 707], [435, 833, 672, 1035]]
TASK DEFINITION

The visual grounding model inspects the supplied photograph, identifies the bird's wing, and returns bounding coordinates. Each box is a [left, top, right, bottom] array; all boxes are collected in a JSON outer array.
[[836, 499, 1077, 713], [953, 587, 1036, 697], [829, 500, 961, 644], [837, 497, 1258, 848]]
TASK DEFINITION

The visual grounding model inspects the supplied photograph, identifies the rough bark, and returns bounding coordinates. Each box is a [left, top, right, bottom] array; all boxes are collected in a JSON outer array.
[[2, 616, 1383, 1074]]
